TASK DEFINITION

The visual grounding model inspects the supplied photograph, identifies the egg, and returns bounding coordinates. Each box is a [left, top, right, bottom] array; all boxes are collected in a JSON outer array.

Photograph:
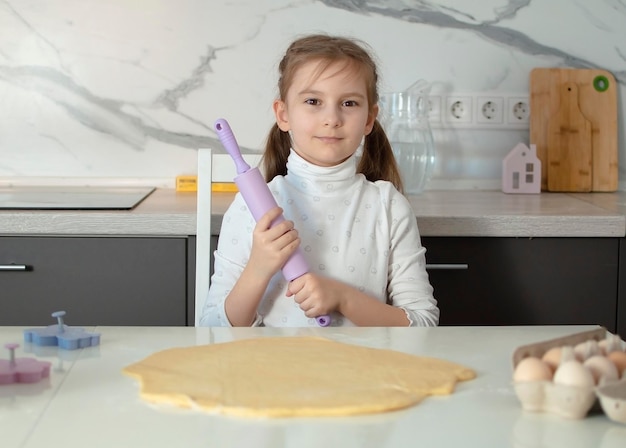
[[513, 357, 553, 383], [599, 334, 624, 355], [607, 351, 626, 376], [553, 360, 595, 388], [574, 340, 600, 361], [542, 345, 577, 372], [541, 347, 562, 372], [583, 355, 619, 384]]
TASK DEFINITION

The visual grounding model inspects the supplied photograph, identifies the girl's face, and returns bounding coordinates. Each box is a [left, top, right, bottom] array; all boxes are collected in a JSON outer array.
[[273, 59, 378, 167]]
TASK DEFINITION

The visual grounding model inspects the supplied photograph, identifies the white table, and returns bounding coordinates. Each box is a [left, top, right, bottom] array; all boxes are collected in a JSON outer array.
[[1, 325, 625, 448]]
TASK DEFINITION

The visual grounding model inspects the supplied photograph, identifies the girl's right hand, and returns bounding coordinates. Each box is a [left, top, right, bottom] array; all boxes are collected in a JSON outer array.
[[247, 207, 300, 280]]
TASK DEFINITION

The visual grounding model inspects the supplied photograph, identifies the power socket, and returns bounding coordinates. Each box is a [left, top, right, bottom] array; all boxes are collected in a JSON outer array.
[[427, 95, 442, 124], [444, 95, 473, 125], [507, 96, 530, 126], [476, 96, 504, 125], [426, 93, 529, 129]]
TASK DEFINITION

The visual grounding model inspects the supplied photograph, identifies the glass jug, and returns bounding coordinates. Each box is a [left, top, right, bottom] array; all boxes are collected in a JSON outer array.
[[380, 80, 435, 194]]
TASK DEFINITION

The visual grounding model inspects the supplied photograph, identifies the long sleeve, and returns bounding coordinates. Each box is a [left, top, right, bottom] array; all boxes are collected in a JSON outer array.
[[198, 194, 262, 327], [380, 184, 439, 326]]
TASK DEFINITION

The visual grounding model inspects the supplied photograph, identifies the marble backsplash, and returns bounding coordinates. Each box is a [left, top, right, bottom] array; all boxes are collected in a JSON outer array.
[[0, 0, 624, 189]]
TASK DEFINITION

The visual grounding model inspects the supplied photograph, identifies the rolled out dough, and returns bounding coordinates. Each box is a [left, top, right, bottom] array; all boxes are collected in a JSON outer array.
[[123, 336, 476, 417]]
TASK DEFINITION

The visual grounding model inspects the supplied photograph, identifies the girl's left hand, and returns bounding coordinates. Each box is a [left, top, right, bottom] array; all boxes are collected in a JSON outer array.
[[286, 273, 344, 318]]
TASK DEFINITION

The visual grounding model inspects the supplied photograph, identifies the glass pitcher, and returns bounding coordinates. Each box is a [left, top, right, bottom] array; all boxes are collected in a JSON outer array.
[[380, 80, 435, 194]]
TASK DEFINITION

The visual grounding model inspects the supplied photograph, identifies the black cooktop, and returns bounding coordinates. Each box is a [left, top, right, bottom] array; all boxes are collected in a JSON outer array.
[[0, 186, 156, 210]]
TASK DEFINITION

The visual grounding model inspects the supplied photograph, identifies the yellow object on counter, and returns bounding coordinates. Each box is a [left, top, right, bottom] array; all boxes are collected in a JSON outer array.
[[175, 175, 238, 192], [211, 182, 239, 192], [176, 176, 198, 192]]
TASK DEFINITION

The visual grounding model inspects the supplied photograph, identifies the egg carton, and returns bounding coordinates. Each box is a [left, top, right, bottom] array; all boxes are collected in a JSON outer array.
[[512, 328, 626, 424]]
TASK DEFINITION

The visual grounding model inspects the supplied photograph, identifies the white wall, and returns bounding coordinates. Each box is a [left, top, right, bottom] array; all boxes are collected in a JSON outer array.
[[0, 0, 624, 190]]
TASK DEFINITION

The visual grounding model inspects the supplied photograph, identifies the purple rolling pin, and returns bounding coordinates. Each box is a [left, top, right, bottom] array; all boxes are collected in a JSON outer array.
[[214, 119, 331, 327]]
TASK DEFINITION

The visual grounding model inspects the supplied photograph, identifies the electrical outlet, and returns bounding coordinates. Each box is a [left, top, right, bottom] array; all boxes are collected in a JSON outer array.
[[507, 96, 530, 126], [476, 96, 504, 125], [444, 95, 472, 125], [429, 93, 528, 129], [427, 95, 442, 124]]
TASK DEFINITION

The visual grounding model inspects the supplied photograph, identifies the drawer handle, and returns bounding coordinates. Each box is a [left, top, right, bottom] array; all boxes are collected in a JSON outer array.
[[0, 264, 31, 271], [426, 263, 469, 270]]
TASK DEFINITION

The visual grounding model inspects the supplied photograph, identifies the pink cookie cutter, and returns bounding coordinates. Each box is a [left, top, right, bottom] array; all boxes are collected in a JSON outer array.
[[0, 343, 52, 385]]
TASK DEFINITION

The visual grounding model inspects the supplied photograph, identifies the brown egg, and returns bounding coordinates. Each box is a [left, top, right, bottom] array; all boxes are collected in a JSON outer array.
[[607, 351, 626, 376], [541, 347, 563, 372], [542, 345, 577, 372], [513, 357, 553, 383]]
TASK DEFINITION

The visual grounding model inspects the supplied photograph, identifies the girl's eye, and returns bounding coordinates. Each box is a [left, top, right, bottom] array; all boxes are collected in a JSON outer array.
[[343, 100, 358, 107], [305, 98, 320, 106]]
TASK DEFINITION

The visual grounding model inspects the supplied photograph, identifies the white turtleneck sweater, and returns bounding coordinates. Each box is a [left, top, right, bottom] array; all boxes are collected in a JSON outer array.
[[200, 150, 439, 327]]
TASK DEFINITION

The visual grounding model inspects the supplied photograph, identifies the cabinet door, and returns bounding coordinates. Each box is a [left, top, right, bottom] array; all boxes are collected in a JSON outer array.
[[618, 239, 626, 336], [422, 237, 619, 331], [0, 237, 187, 326]]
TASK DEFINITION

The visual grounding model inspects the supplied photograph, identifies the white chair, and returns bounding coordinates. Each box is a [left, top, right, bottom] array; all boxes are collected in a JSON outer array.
[[195, 148, 213, 326]]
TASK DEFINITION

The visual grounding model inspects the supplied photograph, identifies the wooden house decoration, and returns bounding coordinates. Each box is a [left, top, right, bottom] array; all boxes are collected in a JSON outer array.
[[502, 143, 541, 194]]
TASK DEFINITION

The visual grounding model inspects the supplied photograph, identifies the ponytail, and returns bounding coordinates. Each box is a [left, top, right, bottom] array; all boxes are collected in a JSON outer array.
[[262, 124, 291, 182], [357, 120, 404, 194]]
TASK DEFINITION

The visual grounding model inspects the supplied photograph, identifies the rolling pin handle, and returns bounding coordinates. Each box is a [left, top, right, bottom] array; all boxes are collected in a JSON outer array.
[[316, 315, 331, 327]]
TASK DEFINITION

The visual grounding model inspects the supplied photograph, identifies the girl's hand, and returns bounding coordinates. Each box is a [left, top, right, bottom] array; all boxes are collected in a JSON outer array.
[[286, 273, 342, 318], [287, 273, 411, 327], [247, 207, 300, 280]]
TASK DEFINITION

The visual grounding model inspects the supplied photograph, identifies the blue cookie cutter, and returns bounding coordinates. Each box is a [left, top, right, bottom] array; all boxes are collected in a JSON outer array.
[[23, 311, 100, 350]]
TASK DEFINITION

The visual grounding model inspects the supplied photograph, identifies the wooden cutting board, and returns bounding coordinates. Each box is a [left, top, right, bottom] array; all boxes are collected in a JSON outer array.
[[530, 68, 618, 192]]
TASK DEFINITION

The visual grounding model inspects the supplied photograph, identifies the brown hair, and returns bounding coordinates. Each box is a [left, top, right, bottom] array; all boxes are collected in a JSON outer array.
[[262, 34, 404, 193]]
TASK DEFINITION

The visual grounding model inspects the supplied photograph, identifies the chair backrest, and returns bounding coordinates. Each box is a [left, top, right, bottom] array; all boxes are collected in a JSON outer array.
[[195, 148, 213, 326]]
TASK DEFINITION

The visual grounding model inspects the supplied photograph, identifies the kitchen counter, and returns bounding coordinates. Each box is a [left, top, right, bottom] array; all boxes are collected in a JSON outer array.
[[2, 325, 624, 448], [0, 189, 624, 237], [570, 192, 626, 216]]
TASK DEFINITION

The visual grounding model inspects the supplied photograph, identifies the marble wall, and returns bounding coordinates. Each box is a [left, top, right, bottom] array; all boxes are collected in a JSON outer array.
[[0, 0, 624, 189]]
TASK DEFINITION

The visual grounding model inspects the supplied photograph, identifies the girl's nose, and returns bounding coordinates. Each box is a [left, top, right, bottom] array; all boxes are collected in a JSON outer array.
[[324, 107, 342, 127]]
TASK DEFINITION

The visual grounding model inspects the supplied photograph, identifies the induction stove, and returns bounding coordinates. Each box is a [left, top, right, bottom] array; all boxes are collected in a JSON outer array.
[[0, 186, 156, 210]]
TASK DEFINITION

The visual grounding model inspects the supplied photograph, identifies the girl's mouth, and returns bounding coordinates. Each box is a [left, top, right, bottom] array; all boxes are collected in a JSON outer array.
[[317, 136, 341, 143]]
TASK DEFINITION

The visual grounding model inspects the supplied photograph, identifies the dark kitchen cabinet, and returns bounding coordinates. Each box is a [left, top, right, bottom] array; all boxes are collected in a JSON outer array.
[[617, 239, 626, 336], [186, 234, 620, 331], [2, 230, 621, 329], [423, 237, 619, 332], [0, 236, 188, 326]]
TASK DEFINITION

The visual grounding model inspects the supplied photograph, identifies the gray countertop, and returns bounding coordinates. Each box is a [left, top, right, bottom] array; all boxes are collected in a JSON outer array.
[[0, 189, 625, 237]]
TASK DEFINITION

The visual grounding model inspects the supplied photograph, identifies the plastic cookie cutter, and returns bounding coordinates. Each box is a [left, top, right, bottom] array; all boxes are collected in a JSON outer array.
[[23, 311, 101, 350], [0, 343, 52, 384]]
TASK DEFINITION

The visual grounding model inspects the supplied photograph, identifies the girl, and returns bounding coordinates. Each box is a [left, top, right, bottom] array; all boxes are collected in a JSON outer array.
[[200, 34, 439, 327]]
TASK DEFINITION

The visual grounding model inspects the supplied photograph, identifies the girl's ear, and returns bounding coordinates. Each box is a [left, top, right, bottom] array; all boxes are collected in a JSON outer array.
[[364, 104, 379, 135], [273, 99, 290, 132]]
